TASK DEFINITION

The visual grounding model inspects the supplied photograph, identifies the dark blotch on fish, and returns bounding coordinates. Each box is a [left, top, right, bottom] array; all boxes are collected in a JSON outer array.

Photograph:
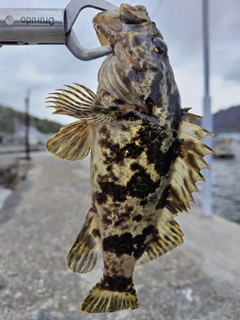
[[98, 180, 127, 202], [140, 198, 148, 206], [145, 96, 154, 114], [94, 192, 107, 205], [103, 232, 133, 256], [92, 229, 100, 238], [103, 225, 156, 259], [149, 72, 164, 107], [156, 184, 170, 209], [132, 214, 142, 222], [155, 140, 180, 176], [133, 225, 157, 259], [130, 162, 142, 171], [107, 165, 112, 172], [99, 126, 111, 139], [113, 99, 125, 105], [131, 35, 142, 48], [100, 275, 133, 292], [122, 112, 142, 122], [114, 212, 131, 227], [127, 165, 160, 198], [102, 208, 113, 226]]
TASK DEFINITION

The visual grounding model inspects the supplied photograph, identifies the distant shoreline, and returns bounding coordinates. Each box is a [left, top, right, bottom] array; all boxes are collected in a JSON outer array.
[[0, 145, 45, 155]]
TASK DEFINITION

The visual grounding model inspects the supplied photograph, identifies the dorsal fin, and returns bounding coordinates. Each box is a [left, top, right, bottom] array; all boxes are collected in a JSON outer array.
[[167, 111, 214, 214], [136, 109, 214, 265]]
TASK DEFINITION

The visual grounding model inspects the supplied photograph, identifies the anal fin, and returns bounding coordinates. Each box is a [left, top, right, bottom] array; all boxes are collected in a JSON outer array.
[[136, 217, 183, 265], [66, 209, 101, 273]]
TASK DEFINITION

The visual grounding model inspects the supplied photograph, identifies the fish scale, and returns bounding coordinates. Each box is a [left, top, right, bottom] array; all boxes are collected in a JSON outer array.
[[46, 3, 214, 314]]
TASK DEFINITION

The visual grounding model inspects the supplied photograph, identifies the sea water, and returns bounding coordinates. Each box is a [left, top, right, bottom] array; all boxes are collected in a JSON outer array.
[[193, 143, 240, 224]]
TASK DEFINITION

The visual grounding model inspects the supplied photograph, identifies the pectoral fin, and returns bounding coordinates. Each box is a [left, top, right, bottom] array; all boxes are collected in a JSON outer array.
[[46, 121, 93, 160], [66, 209, 101, 273], [46, 83, 121, 160], [46, 83, 120, 123]]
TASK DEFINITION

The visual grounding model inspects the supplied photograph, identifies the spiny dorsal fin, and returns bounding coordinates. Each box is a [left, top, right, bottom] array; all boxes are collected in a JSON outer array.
[[46, 83, 119, 123], [180, 120, 213, 140], [137, 110, 214, 265], [66, 209, 101, 273], [46, 121, 93, 160], [165, 116, 214, 214], [181, 107, 202, 122]]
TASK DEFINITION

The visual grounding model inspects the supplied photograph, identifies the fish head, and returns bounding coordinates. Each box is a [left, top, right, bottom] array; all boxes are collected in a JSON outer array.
[[93, 4, 150, 46], [93, 4, 181, 114]]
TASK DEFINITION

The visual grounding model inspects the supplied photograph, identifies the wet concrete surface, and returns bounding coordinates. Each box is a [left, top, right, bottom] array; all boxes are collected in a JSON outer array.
[[0, 153, 33, 189], [0, 152, 239, 320]]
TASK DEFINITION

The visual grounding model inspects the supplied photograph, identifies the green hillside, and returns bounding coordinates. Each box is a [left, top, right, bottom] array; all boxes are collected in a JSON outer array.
[[1, 103, 239, 136], [214, 105, 240, 134], [0, 104, 62, 134]]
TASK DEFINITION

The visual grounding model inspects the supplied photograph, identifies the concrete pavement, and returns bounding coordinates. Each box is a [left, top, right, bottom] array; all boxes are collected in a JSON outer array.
[[0, 152, 239, 320]]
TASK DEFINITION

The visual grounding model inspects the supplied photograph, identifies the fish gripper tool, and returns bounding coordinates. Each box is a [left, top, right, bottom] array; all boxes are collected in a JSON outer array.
[[0, 0, 117, 61]]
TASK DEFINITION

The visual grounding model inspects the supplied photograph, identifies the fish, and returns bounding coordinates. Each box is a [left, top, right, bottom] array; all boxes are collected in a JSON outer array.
[[46, 3, 214, 314]]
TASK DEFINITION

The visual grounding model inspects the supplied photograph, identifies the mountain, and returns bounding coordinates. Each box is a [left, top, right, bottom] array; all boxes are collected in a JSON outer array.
[[213, 106, 240, 134], [0, 103, 239, 137], [0, 104, 62, 135]]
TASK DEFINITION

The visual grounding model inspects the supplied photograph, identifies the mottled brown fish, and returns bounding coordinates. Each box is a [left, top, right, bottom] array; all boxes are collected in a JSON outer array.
[[46, 3, 214, 314]]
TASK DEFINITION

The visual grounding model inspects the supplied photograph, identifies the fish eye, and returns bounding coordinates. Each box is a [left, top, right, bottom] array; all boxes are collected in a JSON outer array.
[[152, 37, 168, 55]]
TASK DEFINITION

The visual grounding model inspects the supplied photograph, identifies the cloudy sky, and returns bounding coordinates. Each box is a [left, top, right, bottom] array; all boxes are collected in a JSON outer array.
[[0, 0, 240, 125]]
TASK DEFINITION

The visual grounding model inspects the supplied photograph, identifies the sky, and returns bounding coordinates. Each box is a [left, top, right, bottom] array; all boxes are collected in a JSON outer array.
[[0, 0, 240, 125]]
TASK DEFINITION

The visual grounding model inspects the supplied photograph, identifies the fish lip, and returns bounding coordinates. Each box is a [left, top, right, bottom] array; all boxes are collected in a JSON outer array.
[[94, 27, 111, 47], [93, 10, 121, 47]]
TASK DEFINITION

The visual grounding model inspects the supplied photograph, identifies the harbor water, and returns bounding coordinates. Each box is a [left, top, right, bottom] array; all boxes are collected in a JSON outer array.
[[193, 142, 240, 224]]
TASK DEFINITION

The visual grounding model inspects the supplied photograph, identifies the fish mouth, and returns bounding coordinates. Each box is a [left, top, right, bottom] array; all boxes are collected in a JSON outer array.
[[93, 9, 121, 47], [93, 4, 149, 47], [94, 28, 110, 47]]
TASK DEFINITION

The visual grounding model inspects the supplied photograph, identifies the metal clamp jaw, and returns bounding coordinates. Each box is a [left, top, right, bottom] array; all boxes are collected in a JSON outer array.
[[0, 0, 117, 61]]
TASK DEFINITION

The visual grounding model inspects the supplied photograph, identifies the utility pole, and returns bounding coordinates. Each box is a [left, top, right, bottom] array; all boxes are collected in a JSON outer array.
[[202, 0, 213, 217], [25, 90, 31, 161]]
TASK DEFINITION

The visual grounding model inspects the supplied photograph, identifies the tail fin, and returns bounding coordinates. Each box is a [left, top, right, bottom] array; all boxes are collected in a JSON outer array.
[[80, 275, 139, 314]]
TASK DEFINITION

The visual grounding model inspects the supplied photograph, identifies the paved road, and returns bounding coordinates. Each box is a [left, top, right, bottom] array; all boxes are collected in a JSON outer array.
[[0, 153, 239, 320]]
